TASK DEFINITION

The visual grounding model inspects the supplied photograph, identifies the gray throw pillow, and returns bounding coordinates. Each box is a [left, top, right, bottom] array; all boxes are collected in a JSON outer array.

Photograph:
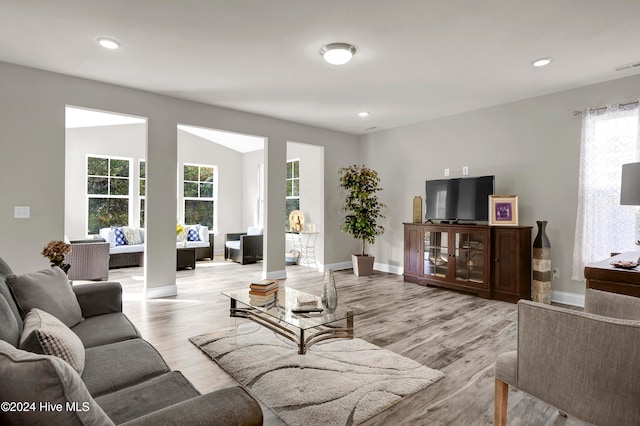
[[0, 257, 13, 278], [0, 340, 115, 426], [6, 267, 83, 327], [20, 308, 85, 375], [0, 295, 20, 347]]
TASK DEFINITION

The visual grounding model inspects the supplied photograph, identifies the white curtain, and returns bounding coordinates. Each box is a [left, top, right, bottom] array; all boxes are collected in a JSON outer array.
[[572, 103, 640, 281]]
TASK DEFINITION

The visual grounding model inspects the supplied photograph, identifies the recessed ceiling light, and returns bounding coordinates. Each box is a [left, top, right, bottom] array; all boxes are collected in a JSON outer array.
[[320, 43, 356, 65], [532, 57, 552, 67], [358, 111, 369, 118], [97, 37, 120, 50]]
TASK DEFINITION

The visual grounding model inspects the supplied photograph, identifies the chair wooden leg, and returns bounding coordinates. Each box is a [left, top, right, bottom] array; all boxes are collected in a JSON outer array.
[[495, 378, 508, 426]]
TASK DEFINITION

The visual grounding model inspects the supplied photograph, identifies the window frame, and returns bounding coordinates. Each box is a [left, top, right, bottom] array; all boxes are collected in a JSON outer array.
[[182, 162, 218, 231], [286, 159, 300, 230], [86, 154, 132, 235], [138, 159, 146, 228]]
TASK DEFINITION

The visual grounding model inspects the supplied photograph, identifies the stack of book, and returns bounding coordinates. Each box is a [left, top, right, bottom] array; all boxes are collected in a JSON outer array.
[[248, 279, 278, 306]]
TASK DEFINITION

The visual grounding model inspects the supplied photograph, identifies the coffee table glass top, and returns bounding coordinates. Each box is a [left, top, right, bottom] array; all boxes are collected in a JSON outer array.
[[222, 286, 365, 330]]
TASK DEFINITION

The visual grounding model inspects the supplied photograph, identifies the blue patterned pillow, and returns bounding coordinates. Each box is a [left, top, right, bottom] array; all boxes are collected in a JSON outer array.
[[187, 225, 200, 242], [113, 227, 128, 246]]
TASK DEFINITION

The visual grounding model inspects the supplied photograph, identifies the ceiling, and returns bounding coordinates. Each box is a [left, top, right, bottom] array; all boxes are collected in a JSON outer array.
[[3, 1, 640, 135], [65, 106, 264, 153]]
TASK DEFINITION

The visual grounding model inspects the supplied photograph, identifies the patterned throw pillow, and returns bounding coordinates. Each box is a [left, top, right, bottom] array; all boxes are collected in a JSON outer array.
[[122, 226, 142, 245], [19, 308, 85, 375], [113, 227, 128, 246], [187, 225, 201, 241]]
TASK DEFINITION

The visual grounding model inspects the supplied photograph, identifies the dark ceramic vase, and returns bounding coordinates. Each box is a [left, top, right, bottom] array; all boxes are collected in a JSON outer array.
[[532, 220, 551, 304], [533, 220, 551, 249], [53, 263, 71, 275]]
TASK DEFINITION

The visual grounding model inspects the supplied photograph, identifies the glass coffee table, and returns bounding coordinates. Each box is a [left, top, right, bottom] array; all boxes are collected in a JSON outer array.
[[222, 286, 365, 354]]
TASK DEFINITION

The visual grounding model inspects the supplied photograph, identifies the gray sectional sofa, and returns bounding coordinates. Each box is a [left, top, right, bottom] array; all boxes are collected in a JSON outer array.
[[0, 257, 262, 425]]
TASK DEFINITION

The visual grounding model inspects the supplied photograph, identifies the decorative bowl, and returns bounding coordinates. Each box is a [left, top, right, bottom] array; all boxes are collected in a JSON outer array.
[[610, 260, 640, 270]]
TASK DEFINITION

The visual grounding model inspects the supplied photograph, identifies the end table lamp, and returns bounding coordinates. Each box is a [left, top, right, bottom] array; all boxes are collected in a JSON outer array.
[[620, 162, 640, 249], [620, 162, 640, 206]]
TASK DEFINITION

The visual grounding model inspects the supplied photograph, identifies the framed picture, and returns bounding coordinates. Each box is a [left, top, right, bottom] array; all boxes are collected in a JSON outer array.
[[489, 195, 519, 226]]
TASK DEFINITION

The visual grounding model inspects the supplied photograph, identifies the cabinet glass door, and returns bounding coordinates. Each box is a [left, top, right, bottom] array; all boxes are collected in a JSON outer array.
[[454, 232, 485, 285], [424, 230, 448, 278]]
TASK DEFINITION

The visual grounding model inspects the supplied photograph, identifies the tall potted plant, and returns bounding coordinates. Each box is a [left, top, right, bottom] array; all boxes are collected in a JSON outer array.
[[339, 164, 386, 276]]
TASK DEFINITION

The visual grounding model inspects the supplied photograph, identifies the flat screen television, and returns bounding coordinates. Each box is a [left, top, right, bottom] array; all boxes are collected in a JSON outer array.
[[425, 175, 494, 222]]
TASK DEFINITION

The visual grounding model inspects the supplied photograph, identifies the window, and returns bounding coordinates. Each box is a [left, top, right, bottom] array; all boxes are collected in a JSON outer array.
[[286, 159, 300, 229], [87, 156, 130, 234], [139, 160, 146, 227], [572, 104, 640, 280], [183, 163, 215, 228]]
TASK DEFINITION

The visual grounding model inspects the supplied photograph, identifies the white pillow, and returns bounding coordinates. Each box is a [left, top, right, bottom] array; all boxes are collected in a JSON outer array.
[[198, 225, 209, 242], [99, 228, 116, 248], [247, 227, 263, 236]]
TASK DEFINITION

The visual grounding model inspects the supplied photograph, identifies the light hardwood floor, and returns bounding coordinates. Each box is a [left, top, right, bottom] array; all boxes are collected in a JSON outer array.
[[105, 258, 589, 426]]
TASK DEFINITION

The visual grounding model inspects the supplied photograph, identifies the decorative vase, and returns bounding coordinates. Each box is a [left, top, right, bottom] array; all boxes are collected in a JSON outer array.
[[321, 269, 338, 313], [413, 196, 422, 223], [532, 220, 551, 304], [52, 262, 71, 275]]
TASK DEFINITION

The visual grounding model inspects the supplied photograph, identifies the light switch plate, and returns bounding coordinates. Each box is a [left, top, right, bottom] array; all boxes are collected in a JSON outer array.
[[444, 168, 450, 176], [14, 206, 30, 219], [462, 166, 469, 175]]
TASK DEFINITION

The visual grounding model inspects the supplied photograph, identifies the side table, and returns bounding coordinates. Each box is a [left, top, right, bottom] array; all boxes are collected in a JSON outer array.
[[177, 247, 196, 270], [288, 232, 319, 270]]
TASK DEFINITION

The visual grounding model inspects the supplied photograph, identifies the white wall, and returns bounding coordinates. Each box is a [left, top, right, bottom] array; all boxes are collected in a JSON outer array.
[[0, 61, 360, 289], [361, 72, 640, 298], [65, 123, 146, 239]]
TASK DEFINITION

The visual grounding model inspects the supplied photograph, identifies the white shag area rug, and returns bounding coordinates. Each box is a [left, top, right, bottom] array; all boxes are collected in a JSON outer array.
[[189, 322, 444, 426]]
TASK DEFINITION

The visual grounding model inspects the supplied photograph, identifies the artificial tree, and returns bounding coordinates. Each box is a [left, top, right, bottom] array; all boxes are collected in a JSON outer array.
[[338, 164, 386, 275]]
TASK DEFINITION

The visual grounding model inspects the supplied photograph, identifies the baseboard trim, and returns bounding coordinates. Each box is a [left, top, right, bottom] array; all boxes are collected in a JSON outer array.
[[144, 284, 178, 299], [374, 262, 403, 275], [264, 269, 286, 280], [551, 290, 585, 307], [324, 261, 354, 272]]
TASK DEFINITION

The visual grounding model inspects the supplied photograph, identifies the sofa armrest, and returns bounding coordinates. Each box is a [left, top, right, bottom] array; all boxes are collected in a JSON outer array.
[[514, 300, 640, 424], [584, 288, 640, 320], [120, 386, 263, 426], [225, 233, 246, 242], [241, 234, 263, 248], [73, 282, 123, 317]]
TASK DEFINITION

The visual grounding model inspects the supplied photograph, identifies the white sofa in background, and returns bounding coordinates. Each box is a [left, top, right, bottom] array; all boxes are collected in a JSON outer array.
[[98, 226, 214, 269]]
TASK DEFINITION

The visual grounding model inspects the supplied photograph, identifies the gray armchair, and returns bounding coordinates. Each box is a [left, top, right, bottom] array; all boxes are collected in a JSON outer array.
[[494, 289, 640, 426], [66, 240, 110, 281]]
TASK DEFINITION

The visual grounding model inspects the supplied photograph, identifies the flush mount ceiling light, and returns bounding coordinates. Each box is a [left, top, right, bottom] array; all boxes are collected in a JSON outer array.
[[97, 37, 120, 50], [320, 43, 356, 65], [532, 57, 552, 67], [358, 111, 369, 118]]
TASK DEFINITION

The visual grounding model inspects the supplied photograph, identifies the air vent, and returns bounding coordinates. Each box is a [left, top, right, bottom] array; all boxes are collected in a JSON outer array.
[[614, 61, 640, 72]]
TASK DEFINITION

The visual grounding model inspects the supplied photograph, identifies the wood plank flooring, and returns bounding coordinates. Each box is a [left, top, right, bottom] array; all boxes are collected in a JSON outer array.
[[104, 258, 590, 426]]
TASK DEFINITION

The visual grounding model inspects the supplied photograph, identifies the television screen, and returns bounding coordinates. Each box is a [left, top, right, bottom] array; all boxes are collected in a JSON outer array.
[[457, 176, 494, 221], [425, 176, 494, 222], [425, 179, 457, 221]]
